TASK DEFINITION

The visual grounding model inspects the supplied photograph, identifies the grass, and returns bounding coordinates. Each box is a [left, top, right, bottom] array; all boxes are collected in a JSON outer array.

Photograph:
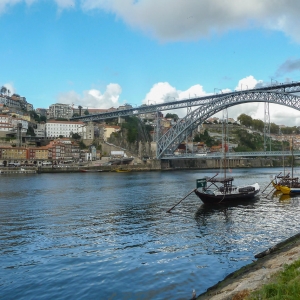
[[246, 258, 300, 299]]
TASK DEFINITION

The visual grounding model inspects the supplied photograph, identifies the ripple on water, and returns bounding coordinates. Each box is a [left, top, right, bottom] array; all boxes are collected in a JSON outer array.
[[1, 168, 300, 299]]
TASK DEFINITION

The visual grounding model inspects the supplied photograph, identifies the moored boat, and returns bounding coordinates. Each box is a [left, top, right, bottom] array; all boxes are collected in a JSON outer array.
[[115, 168, 131, 172], [194, 175, 260, 205], [194, 109, 260, 205]]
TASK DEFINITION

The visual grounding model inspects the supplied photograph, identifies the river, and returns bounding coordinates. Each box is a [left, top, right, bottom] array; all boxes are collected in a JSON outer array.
[[1, 167, 300, 299]]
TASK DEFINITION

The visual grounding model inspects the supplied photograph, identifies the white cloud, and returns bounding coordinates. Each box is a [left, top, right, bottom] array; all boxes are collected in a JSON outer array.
[[80, 0, 300, 43], [141, 82, 208, 117], [56, 83, 123, 109], [2, 1, 300, 43]]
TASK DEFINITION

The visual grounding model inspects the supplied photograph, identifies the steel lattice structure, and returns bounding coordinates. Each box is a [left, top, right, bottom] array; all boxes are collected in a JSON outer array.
[[70, 82, 300, 122], [70, 81, 300, 158], [156, 90, 300, 158]]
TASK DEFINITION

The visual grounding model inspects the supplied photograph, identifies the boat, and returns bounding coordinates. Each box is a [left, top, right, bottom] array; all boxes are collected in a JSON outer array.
[[194, 176, 260, 204], [194, 109, 260, 205], [80, 169, 103, 172], [272, 173, 290, 191], [115, 168, 131, 172], [278, 138, 300, 195]]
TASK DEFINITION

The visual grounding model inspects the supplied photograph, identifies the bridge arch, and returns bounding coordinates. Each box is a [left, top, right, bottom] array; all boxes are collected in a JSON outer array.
[[156, 90, 300, 158]]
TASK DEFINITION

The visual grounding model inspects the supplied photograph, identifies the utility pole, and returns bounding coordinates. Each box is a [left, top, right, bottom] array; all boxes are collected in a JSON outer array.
[[264, 102, 271, 151]]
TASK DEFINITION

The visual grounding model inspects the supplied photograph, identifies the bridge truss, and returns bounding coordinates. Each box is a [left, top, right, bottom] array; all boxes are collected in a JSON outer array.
[[71, 82, 300, 159]]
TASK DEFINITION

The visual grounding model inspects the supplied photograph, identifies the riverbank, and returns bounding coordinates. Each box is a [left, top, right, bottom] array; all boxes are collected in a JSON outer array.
[[196, 233, 300, 299]]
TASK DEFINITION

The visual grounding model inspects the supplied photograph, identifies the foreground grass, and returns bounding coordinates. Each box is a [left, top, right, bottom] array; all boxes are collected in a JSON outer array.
[[245, 258, 300, 300]]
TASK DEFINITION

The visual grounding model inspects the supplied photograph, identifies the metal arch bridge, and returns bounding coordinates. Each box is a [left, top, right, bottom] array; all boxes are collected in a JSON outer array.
[[71, 81, 300, 158]]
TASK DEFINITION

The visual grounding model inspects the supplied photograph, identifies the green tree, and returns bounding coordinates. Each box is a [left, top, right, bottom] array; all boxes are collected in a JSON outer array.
[[252, 119, 264, 132], [84, 109, 89, 115], [72, 133, 81, 140], [40, 116, 47, 122], [270, 122, 279, 134], [165, 113, 179, 120], [122, 116, 139, 143], [237, 114, 253, 127], [26, 126, 36, 136]]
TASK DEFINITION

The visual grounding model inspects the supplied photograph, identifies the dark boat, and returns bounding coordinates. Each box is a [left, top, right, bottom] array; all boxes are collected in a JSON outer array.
[[194, 175, 260, 205], [194, 109, 260, 205]]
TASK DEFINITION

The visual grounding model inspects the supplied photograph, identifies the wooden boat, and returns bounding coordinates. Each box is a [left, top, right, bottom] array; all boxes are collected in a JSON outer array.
[[194, 109, 260, 205], [279, 178, 300, 194], [278, 139, 300, 195], [272, 173, 290, 191], [115, 169, 131, 172], [194, 176, 260, 205]]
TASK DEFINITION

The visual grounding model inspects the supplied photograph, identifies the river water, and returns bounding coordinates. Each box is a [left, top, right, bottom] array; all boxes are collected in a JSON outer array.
[[1, 167, 300, 299]]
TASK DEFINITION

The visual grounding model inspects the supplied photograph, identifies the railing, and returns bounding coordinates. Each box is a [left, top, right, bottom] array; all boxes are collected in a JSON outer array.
[[161, 151, 300, 159]]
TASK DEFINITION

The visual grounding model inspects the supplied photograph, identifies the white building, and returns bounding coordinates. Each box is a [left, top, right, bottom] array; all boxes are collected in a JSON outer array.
[[46, 120, 86, 138]]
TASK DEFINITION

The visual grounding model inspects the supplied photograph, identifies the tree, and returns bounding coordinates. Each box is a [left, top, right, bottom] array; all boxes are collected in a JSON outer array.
[[237, 114, 253, 127], [252, 119, 264, 132], [1, 86, 7, 95], [72, 133, 81, 140], [40, 116, 47, 122], [84, 109, 89, 115], [165, 113, 179, 120]]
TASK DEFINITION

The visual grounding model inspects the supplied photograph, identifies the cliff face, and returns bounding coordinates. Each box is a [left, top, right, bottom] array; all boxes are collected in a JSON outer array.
[[107, 128, 153, 158]]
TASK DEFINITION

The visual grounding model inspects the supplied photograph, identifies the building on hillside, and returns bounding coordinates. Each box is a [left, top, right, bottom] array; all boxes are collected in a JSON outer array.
[[11, 118, 28, 133], [0, 146, 27, 160], [0, 95, 22, 109], [72, 107, 109, 116], [47, 140, 65, 162], [10, 94, 28, 110], [34, 123, 46, 137], [46, 120, 85, 138], [82, 122, 94, 140], [26, 103, 33, 111], [47, 103, 73, 120], [70, 142, 81, 161], [27, 147, 49, 161], [57, 138, 74, 161], [36, 108, 47, 117], [99, 124, 121, 141]]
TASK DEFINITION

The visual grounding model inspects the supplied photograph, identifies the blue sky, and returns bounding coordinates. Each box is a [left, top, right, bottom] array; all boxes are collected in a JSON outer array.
[[1, 0, 300, 125]]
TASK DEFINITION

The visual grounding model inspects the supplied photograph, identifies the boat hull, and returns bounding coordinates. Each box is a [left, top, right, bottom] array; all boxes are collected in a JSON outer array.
[[280, 185, 300, 195], [194, 184, 260, 205]]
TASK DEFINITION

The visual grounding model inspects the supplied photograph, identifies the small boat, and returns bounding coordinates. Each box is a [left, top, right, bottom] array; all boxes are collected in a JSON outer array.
[[279, 178, 300, 194], [80, 169, 103, 172], [194, 109, 260, 205], [194, 175, 260, 205], [272, 173, 290, 191], [115, 169, 131, 172], [278, 139, 300, 195]]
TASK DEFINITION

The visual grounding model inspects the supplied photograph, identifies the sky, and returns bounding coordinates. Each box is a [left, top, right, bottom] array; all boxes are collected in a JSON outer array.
[[1, 0, 300, 126]]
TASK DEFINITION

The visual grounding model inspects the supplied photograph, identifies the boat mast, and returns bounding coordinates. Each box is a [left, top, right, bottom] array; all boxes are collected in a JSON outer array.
[[291, 137, 294, 178], [222, 109, 228, 179]]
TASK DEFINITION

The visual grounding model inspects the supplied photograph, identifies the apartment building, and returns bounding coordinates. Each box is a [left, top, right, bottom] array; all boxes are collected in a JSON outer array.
[[47, 103, 73, 120], [46, 120, 85, 138]]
